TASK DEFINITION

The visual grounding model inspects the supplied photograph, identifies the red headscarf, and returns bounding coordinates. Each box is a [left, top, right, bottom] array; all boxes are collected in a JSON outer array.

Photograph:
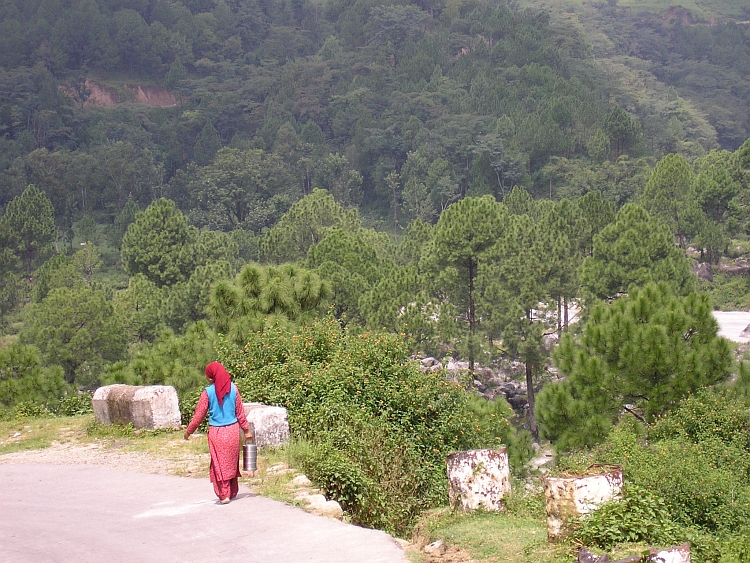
[[205, 362, 232, 406]]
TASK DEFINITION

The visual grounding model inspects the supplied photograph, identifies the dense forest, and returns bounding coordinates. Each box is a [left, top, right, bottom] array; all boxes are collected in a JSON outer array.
[[3, 0, 750, 555]]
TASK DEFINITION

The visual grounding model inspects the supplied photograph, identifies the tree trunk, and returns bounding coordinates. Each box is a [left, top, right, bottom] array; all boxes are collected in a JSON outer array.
[[468, 260, 475, 374], [526, 359, 538, 440], [563, 296, 569, 332]]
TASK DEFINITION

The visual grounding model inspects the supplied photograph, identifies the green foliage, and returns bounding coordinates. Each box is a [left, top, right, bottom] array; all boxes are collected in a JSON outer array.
[[538, 283, 732, 450], [421, 196, 508, 369], [188, 147, 299, 232], [103, 321, 216, 398], [12, 401, 52, 419], [209, 262, 331, 344], [307, 227, 394, 321], [1, 184, 55, 276], [593, 390, 750, 537], [259, 189, 361, 264], [702, 272, 750, 311], [572, 484, 682, 551], [120, 198, 199, 288], [0, 343, 68, 409], [210, 317, 485, 535], [55, 392, 94, 416], [21, 286, 128, 386], [639, 153, 704, 248], [465, 394, 534, 475], [579, 204, 695, 300]]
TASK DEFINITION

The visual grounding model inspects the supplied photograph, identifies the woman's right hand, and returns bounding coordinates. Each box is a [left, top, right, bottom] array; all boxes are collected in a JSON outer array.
[[244, 432, 253, 441]]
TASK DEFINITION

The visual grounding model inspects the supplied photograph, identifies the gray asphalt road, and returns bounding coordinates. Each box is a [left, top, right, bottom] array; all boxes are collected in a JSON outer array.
[[0, 464, 408, 563]]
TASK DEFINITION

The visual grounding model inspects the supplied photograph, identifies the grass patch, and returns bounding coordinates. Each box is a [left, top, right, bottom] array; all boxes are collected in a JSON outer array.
[[0, 415, 90, 454], [418, 508, 571, 563]]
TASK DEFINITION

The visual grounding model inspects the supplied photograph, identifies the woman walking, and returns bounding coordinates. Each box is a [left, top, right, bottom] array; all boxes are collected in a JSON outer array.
[[184, 362, 253, 504]]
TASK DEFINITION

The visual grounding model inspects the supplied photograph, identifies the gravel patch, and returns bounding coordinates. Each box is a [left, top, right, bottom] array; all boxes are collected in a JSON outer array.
[[0, 440, 209, 477]]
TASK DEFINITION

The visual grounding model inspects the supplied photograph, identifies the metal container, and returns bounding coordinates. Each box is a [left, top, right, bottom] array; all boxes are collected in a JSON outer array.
[[243, 443, 257, 473]]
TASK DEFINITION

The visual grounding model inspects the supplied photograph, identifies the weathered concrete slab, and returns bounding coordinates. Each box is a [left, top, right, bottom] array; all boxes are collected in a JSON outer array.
[[544, 465, 623, 541], [578, 543, 689, 563], [93, 384, 181, 430], [243, 403, 290, 448], [446, 448, 511, 511], [650, 543, 690, 563]]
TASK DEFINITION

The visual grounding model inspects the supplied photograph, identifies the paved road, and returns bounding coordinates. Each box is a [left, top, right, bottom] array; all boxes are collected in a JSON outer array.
[[0, 464, 408, 563]]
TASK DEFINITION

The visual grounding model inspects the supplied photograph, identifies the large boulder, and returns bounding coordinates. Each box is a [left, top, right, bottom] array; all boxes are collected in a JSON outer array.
[[92, 384, 181, 430], [243, 403, 290, 448]]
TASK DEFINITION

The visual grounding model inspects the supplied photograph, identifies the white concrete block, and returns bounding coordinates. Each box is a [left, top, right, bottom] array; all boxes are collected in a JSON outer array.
[[446, 448, 511, 511], [543, 465, 623, 541], [92, 384, 181, 430], [243, 403, 290, 448]]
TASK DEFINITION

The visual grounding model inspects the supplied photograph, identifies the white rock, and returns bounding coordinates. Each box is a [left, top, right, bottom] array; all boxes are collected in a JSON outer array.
[[243, 403, 290, 448], [92, 384, 181, 430], [651, 543, 690, 563], [424, 540, 445, 555], [292, 474, 312, 487], [304, 494, 344, 519], [543, 466, 623, 541], [266, 463, 289, 474]]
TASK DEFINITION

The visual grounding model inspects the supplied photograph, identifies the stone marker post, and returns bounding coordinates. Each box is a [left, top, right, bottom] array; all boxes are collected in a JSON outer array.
[[543, 464, 623, 541], [446, 448, 511, 511]]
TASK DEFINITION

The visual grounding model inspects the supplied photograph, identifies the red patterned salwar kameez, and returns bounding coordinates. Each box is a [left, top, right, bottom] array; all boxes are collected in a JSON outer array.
[[186, 387, 250, 501]]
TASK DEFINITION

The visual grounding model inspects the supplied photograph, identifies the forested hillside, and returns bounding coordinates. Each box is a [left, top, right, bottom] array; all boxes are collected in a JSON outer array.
[[2, 0, 747, 230]]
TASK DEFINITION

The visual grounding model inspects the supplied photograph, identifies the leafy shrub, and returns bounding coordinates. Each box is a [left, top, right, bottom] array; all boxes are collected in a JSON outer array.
[[0, 343, 69, 409], [103, 321, 215, 398], [55, 392, 93, 416], [13, 401, 51, 418], [585, 389, 750, 554], [572, 484, 682, 550], [179, 386, 208, 432], [214, 317, 486, 535], [597, 424, 750, 533], [297, 418, 447, 534]]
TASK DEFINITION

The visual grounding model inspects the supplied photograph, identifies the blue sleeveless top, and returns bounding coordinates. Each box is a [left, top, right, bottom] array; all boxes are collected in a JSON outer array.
[[206, 383, 238, 427]]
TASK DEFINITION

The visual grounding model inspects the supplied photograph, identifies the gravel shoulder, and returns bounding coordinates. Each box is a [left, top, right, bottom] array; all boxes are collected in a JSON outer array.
[[0, 439, 209, 476]]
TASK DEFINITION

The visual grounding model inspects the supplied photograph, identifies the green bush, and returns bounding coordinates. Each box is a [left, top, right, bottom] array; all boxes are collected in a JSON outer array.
[[0, 343, 69, 409], [597, 424, 750, 533], [55, 392, 94, 416], [572, 484, 682, 550], [13, 401, 51, 418], [104, 321, 216, 399], [213, 317, 486, 536], [466, 393, 534, 475], [581, 388, 750, 562]]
